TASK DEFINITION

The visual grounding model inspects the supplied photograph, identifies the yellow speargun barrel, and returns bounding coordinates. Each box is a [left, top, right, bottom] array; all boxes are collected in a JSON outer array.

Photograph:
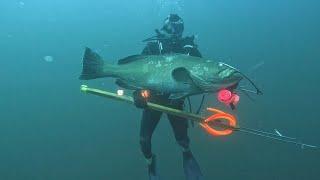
[[80, 85, 204, 123]]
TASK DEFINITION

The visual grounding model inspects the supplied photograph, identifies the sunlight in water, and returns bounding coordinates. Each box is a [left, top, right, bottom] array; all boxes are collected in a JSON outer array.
[[156, 0, 184, 14]]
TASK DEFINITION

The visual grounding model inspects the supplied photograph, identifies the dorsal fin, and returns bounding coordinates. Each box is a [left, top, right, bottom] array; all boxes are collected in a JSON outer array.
[[117, 55, 147, 65]]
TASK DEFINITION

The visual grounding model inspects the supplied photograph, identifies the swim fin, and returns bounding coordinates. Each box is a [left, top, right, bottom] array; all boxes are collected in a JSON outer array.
[[147, 155, 160, 180], [183, 151, 203, 180]]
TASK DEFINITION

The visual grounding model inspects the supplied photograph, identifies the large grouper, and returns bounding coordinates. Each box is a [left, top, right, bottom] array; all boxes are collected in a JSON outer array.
[[79, 47, 243, 99]]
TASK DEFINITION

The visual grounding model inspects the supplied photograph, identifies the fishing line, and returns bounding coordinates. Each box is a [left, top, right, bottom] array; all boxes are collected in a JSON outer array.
[[187, 97, 195, 127], [187, 95, 206, 127], [196, 95, 206, 114]]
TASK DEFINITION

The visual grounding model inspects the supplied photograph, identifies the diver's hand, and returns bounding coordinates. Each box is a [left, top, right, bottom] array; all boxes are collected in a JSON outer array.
[[133, 90, 148, 109]]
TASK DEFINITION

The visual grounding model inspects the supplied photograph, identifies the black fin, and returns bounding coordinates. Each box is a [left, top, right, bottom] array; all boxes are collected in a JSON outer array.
[[79, 47, 105, 80], [172, 67, 208, 91], [118, 55, 147, 65], [172, 67, 192, 83]]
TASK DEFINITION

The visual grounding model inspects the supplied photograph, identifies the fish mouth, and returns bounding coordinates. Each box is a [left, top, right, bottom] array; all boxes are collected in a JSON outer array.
[[200, 72, 242, 92], [229, 72, 243, 82], [216, 71, 243, 87]]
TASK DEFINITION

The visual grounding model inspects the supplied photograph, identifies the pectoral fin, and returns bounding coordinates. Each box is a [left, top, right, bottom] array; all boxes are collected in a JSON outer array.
[[172, 67, 193, 84], [172, 67, 209, 91]]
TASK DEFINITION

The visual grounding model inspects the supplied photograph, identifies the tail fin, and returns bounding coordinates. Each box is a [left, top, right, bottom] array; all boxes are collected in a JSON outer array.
[[79, 47, 115, 80]]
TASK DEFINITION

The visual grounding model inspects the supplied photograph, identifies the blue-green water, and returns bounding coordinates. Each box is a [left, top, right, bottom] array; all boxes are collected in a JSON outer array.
[[1, 0, 319, 179]]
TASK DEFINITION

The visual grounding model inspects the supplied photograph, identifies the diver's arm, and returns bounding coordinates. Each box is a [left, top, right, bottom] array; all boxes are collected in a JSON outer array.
[[141, 42, 160, 55], [187, 47, 202, 58], [183, 36, 202, 58]]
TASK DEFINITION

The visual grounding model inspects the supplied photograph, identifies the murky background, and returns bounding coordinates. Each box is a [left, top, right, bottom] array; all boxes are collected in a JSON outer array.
[[1, 0, 319, 179]]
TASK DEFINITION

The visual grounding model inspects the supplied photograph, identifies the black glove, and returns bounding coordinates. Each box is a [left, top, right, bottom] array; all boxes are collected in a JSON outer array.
[[133, 90, 148, 109]]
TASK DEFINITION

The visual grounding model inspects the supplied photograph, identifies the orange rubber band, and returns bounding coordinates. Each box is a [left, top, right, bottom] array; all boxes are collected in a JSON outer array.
[[200, 108, 237, 136]]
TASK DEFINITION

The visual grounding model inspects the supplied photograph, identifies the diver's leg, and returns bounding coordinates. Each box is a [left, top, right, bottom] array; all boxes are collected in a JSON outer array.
[[167, 100, 203, 180], [167, 99, 190, 150], [140, 108, 162, 179], [140, 108, 162, 158]]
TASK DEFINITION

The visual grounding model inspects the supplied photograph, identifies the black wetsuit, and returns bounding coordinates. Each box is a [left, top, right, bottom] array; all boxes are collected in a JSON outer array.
[[139, 36, 202, 159]]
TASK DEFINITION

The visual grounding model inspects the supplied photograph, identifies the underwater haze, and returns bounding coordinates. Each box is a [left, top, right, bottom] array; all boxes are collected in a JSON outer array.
[[1, 0, 320, 179]]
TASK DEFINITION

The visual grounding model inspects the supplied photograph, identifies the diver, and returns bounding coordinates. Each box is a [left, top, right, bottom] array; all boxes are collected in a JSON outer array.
[[133, 14, 204, 180]]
